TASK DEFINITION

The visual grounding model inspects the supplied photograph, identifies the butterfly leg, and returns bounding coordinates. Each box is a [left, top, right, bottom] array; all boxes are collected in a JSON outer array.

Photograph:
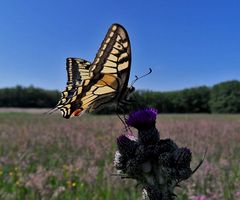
[[116, 103, 133, 134]]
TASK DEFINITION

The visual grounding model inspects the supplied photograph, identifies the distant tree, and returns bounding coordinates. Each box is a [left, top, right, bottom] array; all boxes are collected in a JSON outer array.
[[209, 80, 240, 113], [0, 85, 60, 108], [179, 86, 211, 113]]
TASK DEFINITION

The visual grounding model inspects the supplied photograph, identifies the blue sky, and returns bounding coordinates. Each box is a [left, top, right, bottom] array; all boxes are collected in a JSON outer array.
[[0, 0, 239, 91]]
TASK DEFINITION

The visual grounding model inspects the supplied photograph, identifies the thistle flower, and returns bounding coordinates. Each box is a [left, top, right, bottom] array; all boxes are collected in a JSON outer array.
[[126, 108, 158, 130], [114, 108, 204, 200], [126, 108, 159, 146], [173, 147, 192, 168], [113, 151, 122, 168], [116, 134, 138, 158]]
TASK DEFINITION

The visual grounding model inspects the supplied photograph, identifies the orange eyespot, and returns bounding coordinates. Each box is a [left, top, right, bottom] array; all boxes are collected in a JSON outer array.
[[72, 109, 82, 116]]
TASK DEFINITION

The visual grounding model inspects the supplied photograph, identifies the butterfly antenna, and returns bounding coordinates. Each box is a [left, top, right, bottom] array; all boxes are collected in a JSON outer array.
[[116, 112, 127, 130], [131, 68, 152, 87], [123, 113, 133, 135]]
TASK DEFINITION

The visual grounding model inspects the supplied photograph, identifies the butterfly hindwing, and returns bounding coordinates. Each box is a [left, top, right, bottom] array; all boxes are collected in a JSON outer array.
[[56, 58, 91, 106], [66, 57, 92, 85], [59, 73, 120, 118]]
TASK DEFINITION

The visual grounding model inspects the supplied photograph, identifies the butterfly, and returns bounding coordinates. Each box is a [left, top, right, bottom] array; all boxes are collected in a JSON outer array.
[[55, 23, 134, 118]]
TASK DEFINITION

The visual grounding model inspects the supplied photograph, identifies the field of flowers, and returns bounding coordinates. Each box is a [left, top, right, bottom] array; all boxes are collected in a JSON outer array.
[[0, 111, 239, 200]]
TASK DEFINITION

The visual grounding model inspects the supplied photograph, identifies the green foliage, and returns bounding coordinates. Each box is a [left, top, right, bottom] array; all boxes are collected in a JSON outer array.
[[0, 80, 240, 113], [0, 85, 60, 108], [209, 80, 240, 113], [132, 86, 210, 113]]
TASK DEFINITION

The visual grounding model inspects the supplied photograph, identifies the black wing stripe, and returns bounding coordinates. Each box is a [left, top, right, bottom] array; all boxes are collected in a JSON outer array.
[[66, 58, 92, 85]]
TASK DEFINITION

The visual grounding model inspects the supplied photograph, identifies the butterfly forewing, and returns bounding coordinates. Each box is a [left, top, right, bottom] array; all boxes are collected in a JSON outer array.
[[91, 24, 131, 85]]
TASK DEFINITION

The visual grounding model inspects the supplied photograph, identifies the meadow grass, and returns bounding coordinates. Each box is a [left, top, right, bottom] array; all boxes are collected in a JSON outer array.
[[0, 112, 239, 199]]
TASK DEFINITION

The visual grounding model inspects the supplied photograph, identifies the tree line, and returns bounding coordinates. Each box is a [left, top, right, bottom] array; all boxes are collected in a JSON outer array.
[[0, 85, 59, 108], [0, 80, 240, 113]]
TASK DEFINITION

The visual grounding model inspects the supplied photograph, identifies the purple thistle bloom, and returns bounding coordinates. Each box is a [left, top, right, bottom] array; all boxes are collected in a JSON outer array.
[[126, 108, 158, 130]]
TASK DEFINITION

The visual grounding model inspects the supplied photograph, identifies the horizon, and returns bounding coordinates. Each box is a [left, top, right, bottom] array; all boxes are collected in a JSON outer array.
[[0, 1, 240, 91], [1, 78, 239, 93]]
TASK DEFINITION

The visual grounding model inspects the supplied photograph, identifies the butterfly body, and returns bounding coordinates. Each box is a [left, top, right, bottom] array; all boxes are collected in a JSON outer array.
[[55, 24, 133, 118]]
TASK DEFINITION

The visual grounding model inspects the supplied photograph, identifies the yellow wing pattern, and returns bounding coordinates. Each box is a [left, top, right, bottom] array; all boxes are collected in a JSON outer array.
[[56, 24, 132, 118]]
